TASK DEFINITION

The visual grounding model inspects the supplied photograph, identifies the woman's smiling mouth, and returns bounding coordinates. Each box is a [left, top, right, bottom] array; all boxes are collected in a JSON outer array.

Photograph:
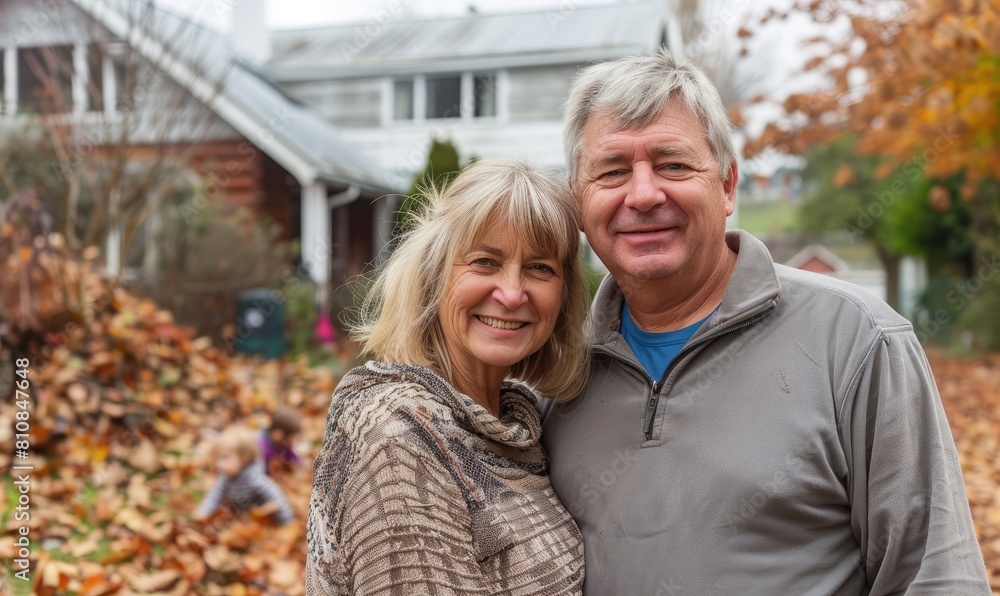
[[477, 316, 526, 330]]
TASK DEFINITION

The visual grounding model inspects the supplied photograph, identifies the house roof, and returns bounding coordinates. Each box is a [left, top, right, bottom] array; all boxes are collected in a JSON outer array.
[[67, 0, 404, 194], [785, 244, 850, 274], [266, 1, 669, 80]]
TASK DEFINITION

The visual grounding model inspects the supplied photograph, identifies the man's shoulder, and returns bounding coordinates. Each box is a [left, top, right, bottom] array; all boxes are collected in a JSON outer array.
[[773, 263, 911, 329]]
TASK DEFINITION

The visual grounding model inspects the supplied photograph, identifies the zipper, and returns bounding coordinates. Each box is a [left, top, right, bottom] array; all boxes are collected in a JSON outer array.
[[640, 313, 770, 441], [643, 382, 660, 440]]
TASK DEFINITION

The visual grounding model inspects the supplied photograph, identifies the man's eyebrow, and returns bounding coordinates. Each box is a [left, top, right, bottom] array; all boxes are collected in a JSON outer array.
[[652, 144, 695, 158], [585, 153, 628, 172], [585, 144, 696, 171]]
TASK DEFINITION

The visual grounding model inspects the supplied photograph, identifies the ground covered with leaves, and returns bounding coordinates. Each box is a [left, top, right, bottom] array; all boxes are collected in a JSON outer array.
[[0, 267, 998, 594], [0, 254, 347, 594], [931, 351, 1000, 593]]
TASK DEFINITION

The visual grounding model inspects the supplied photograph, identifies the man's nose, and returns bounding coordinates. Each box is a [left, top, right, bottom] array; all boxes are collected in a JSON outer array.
[[624, 163, 667, 212]]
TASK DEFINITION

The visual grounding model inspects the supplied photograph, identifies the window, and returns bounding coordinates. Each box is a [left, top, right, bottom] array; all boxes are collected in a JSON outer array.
[[387, 70, 502, 124], [393, 79, 413, 120], [87, 43, 104, 112], [110, 42, 131, 111], [18, 45, 74, 114], [473, 73, 496, 118], [425, 75, 461, 119], [0, 50, 5, 108]]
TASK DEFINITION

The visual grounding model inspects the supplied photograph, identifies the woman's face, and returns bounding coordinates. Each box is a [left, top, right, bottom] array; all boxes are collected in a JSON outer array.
[[438, 227, 564, 383]]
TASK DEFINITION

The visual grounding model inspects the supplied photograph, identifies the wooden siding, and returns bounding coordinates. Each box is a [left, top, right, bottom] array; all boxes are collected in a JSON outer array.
[[506, 64, 578, 122], [281, 78, 381, 127]]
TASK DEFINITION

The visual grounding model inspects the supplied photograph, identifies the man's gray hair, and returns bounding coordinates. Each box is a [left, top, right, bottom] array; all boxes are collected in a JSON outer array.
[[563, 47, 736, 183]]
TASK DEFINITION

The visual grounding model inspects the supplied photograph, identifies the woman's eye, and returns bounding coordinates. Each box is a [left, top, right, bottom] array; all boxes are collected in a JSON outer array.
[[471, 257, 496, 267], [527, 263, 556, 278]]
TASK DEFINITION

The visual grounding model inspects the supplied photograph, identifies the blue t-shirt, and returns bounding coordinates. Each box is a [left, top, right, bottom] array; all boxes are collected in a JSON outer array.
[[620, 304, 713, 382]]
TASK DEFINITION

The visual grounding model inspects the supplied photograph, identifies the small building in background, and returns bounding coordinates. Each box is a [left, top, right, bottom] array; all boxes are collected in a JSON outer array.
[[784, 244, 887, 302]]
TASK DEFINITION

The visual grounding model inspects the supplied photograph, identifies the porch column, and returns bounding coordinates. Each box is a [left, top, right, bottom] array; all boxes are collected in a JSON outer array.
[[301, 181, 331, 288]]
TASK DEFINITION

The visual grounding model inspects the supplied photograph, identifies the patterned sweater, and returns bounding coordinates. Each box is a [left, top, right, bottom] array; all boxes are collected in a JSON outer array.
[[306, 361, 584, 595]]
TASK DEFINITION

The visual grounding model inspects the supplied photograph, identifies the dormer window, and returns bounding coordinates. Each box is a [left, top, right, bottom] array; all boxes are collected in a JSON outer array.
[[386, 70, 503, 125], [425, 75, 460, 119]]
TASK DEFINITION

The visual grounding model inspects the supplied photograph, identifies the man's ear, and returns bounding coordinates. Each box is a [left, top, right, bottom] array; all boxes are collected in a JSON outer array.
[[723, 161, 738, 217]]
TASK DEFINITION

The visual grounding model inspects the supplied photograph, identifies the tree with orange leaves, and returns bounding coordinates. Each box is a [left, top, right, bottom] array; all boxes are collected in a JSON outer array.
[[746, 0, 1000, 349]]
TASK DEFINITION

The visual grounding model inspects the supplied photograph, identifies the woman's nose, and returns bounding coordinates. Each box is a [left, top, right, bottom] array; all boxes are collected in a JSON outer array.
[[492, 273, 529, 310]]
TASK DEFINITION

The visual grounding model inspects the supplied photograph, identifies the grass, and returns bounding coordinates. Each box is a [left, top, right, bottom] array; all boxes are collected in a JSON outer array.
[[735, 201, 800, 236]]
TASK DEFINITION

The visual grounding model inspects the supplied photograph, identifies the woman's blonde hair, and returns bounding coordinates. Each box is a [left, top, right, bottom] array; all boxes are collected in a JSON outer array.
[[352, 158, 589, 401]]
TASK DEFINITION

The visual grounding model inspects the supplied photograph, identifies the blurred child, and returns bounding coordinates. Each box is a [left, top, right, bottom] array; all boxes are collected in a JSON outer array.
[[195, 426, 293, 526], [260, 406, 302, 474]]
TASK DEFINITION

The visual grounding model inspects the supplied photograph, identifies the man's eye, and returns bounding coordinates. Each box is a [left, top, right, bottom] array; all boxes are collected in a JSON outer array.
[[601, 169, 626, 179]]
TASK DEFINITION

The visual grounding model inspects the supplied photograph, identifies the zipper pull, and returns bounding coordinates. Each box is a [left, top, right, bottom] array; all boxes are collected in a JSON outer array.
[[644, 382, 659, 441]]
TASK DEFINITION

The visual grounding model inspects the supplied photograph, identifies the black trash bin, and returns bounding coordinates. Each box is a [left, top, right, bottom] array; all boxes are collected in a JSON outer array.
[[233, 289, 285, 359]]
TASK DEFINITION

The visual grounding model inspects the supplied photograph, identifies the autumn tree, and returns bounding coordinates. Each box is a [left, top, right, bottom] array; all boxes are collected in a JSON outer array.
[[798, 135, 974, 309], [745, 0, 1000, 347], [0, 0, 230, 275]]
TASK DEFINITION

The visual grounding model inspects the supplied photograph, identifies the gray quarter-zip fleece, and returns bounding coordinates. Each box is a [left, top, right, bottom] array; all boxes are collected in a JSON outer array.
[[542, 230, 989, 596]]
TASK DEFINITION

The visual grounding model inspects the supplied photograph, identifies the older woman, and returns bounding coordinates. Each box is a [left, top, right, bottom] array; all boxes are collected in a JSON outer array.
[[306, 158, 589, 595]]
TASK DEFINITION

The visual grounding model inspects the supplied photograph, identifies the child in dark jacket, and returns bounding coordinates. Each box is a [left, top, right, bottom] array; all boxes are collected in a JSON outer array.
[[260, 406, 302, 475], [195, 425, 293, 525]]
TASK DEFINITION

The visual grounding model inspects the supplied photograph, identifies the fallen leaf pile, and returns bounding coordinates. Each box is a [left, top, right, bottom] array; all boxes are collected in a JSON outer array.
[[929, 352, 1000, 593], [0, 247, 998, 594], [0, 253, 349, 594]]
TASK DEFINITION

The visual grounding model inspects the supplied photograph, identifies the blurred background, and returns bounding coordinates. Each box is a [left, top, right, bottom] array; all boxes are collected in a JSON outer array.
[[1, 0, 997, 593]]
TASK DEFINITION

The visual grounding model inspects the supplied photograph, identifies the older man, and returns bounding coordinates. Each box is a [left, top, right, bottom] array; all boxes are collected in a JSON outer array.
[[542, 49, 990, 595]]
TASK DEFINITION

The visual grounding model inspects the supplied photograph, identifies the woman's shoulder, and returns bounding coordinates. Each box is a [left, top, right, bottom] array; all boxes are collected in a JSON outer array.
[[329, 361, 457, 446]]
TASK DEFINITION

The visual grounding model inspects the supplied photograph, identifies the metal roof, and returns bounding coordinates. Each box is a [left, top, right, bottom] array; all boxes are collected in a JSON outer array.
[[67, 0, 403, 194], [267, 1, 667, 80]]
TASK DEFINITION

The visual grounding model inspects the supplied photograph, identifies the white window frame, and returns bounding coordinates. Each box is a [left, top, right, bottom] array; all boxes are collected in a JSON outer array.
[[2, 48, 15, 115], [1, 42, 121, 117], [382, 69, 505, 126]]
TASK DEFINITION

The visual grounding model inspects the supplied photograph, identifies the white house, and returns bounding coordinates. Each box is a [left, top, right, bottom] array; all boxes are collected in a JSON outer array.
[[263, 1, 681, 182], [0, 0, 403, 303]]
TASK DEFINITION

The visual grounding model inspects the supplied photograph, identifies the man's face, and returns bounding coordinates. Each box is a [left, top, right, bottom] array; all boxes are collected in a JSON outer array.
[[574, 100, 736, 287]]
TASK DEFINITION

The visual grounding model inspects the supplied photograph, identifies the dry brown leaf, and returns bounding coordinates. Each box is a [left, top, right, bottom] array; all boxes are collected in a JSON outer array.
[[126, 438, 162, 473], [121, 568, 181, 593], [204, 545, 242, 573]]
